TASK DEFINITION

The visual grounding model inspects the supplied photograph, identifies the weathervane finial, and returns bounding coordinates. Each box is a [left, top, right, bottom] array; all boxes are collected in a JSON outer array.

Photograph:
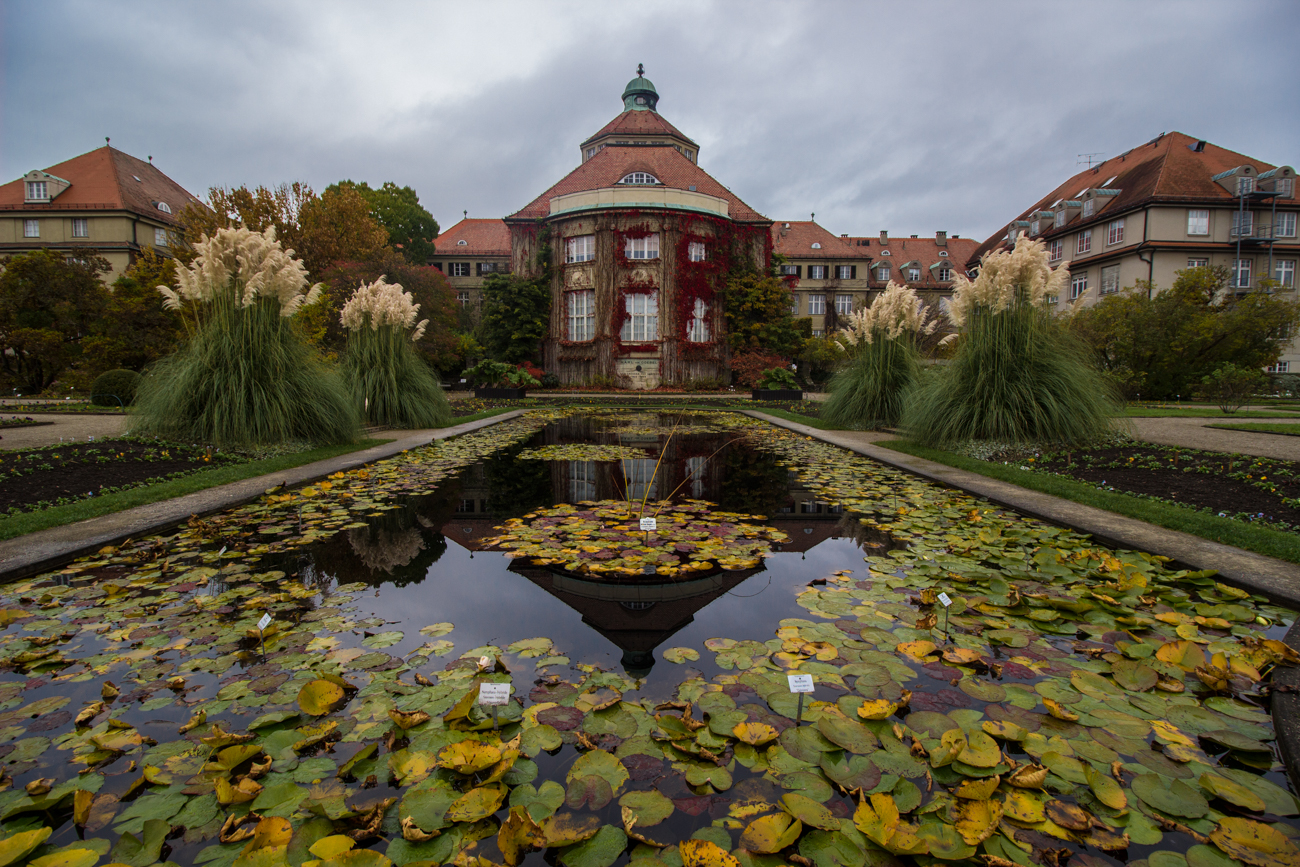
[[637, 63, 644, 77]]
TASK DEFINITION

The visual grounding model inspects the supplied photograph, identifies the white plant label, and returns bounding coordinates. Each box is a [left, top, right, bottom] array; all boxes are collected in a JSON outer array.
[[938, 592, 953, 607], [639, 517, 658, 532], [257, 613, 272, 631], [787, 674, 814, 693], [478, 683, 510, 705]]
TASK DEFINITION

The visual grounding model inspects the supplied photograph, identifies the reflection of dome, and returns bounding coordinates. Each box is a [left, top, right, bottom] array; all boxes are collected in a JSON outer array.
[[620, 600, 656, 612], [348, 526, 425, 574], [621, 649, 655, 679]]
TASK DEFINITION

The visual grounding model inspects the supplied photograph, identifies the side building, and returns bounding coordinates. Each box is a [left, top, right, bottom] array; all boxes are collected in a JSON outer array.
[[969, 132, 1298, 373], [0, 145, 202, 282], [429, 217, 511, 322]]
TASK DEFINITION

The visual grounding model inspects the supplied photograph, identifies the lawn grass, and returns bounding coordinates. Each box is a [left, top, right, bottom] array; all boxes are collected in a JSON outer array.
[[745, 406, 847, 430], [1119, 407, 1300, 418], [1205, 422, 1300, 437], [876, 439, 1300, 565], [446, 408, 519, 425], [0, 439, 391, 541]]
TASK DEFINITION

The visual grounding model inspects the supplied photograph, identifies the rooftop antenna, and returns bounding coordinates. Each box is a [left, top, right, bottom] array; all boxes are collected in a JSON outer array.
[[463, 210, 467, 220], [1077, 152, 1104, 168]]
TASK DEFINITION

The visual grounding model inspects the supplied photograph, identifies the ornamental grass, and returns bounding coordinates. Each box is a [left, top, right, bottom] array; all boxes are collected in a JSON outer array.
[[903, 235, 1119, 447], [132, 226, 360, 446], [821, 281, 937, 429], [341, 277, 450, 428]]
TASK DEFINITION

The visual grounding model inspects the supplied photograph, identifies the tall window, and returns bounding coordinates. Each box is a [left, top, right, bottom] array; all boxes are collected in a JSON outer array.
[[1082, 199, 1095, 218], [1266, 362, 1291, 374], [570, 461, 596, 502], [808, 265, 827, 280], [566, 235, 595, 263], [685, 456, 706, 498], [1278, 178, 1295, 198], [808, 294, 825, 315], [687, 298, 710, 343], [1030, 220, 1040, 236], [1056, 208, 1068, 228], [835, 294, 853, 314], [457, 290, 470, 306], [1232, 259, 1252, 288], [72, 218, 88, 238], [25, 181, 47, 201], [779, 264, 798, 276], [1048, 239, 1063, 262], [1232, 211, 1253, 237], [907, 267, 921, 281], [623, 459, 658, 501], [790, 294, 799, 315], [625, 234, 659, 260], [688, 241, 706, 262], [621, 293, 658, 341], [1237, 176, 1255, 195], [450, 262, 470, 277], [875, 265, 890, 281], [23, 220, 38, 238], [937, 266, 952, 281], [1187, 258, 1209, 269], [1070, 273, 1088, 300], [1076, 231, 1091, 255], [567, 290, 595, 341], [1187, 209, 1209, 236], [155, 227, 167, 246], [1275, 260, 1295, 287], [1106, 219, 1125, 245], [1100, 265, 1120, 295], [836, 265, 854, 279], [1275, 212, 1297, 238]]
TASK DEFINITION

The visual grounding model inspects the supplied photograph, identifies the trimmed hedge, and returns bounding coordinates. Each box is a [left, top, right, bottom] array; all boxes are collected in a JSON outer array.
[[90, 369, 140, 407]]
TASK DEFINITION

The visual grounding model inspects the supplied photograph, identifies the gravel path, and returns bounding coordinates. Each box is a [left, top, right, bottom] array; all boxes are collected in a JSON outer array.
[[1128, 416, 1300, 461], [0, 414, 129, 450]]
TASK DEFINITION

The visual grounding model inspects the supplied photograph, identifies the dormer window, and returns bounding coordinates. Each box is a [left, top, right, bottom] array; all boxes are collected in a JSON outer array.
[[619, 172, 660, 185], [938, 250, 948, 257], [1238, 176, 1255, 195], [1083, 199, 1095, 218], [811, 242, 822, 249], [156, 202, 172, 214], [25, 181, 47, 202], [880, 249, 890, 256], [456, 240, 468, 246]]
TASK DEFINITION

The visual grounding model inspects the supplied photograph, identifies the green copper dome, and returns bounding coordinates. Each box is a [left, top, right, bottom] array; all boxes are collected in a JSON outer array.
[[622, 64, 659, 111]]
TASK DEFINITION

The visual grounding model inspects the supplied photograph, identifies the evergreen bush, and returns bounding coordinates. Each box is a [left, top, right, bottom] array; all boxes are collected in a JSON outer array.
[[903, 236, 1119, 447], [89, 369, 140, 407], [132, 226, 360, 446]]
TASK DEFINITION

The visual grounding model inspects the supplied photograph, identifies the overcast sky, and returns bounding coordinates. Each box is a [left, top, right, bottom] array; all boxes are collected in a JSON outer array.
[[4, 0, 1297, 244]]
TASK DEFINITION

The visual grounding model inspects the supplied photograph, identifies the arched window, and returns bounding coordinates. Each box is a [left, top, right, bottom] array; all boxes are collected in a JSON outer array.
[[619, 172, 660, 185], [156, 201, 171, 214]]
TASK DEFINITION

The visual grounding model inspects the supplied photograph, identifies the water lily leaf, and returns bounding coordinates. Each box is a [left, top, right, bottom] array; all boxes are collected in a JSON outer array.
[[498, 806, 545, 866], [816, 713, 878, 754], [1200, 772, 1266, 812], [915, 820, 975, 860], [664, 647, 700, 664], [952, 797, 1002, 845], [856, 699, 900, 720], [437, 740, 501, 774], [819, 752, 881, 792], [108, 819, 169, 867], [575, 688, 621, 713], [0, 827, 52, 867], [680, 839, 739, 867], [27, 849, 100, 867], [298, 680, 345, 716], [740, 813, 802, 854], [401, 784, 457, 832], [419, 622, 454, 638], [1219, 768, 1300, 816], [447, 784, 507, 823], [956, 731, 1000, 768], [310, 836, 357, 860], [1131, 774, 1209, 818], [567, 749, 629, 794], [733, 722, 779, 746], [1002, 788, 1046, 824], [1156, 640, 1206, 671], [1084, 763, 1127, 810], [1200, 729, 1270, 753], [362, 631, 404, 649], [952, 775, 999, 800], [780, 793, 837, 830], [1112, 659, 1158, 692], [1209, 816, 1300, 867], [566, 776, 614, 811], [618, 790, 674, 827], [543, 812, 603, 848], [558, 825, 627, 867]]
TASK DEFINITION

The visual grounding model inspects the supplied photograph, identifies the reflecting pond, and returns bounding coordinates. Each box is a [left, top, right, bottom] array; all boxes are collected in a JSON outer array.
[[0, 409, 1296, 867]]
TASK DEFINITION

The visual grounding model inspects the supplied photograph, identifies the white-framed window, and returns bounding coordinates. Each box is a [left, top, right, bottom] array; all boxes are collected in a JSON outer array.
[[157, 202, 171, 214], [1238, 176, 1255, 195], [477, 262, 499, 276], [456, 240, 468, 246], [621, 293, 658, 342], [907, 267, 921, 281], [1233, 210, 1253, 237], [1187, 258, 1209, 269], [623, 459, 658, 501], [154, 227, 167, 246], [809, 265, 827, 280], [625, 234, 659, 260], [1101, 265, 1120, 295], [1275, 260, 1295, 287], [566, 234, 595, 264], [1232, 258, 1252, 288], [72, 218, 88, 238], [23, 219, 38, 238], [688, 241, 706, 262], [585, 148, 597, 160], [619, 172, 659, 185], [779, 264, 798, 276], [880, 249, 891, 256], [457, 290, 470, 306], [1275, 212, 1297, 238], [449, 262, 470, 277], [1070, 273, 1088, 300], [685, 456, 706, 498], [25, 181, 47, 201], [1030, 220, 1040, 236], [570, 461, 596, 502], [790, 294, 799, 314], [1045, 293, 1059, 305], [1048, 239, 1063, 262], [812, 242, 822, 249], [1076, 231, 1091, 255], [808, 294, 825, 315], [875, 265, 890, 281], [686, 298, 710, 343], [836, 265, 854, 279], [1276, 178, 1295, 198], [1082, 199, 1095, 218], [567, 290, 595, 341], [1187, 209, 1209, 236], [1107, 219, 1125, 245], [937, 266, 952, 281], [835, 294, 853, 314], [811, 329, 823, 337], [1266, 361, 1291, 374], [1056, 209, 1068, 228]]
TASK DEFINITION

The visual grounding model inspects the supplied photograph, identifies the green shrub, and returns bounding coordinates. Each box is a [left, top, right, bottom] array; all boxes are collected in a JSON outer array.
[[90, 369, 140, 407], [1199, 362, 1267, 413], [755, 367, 799, 390]]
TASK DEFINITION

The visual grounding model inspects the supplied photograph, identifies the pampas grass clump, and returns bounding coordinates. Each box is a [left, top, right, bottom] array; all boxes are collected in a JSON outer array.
[[132, 226, 359, 446], [340, 276, 450, 428], [903, 235, 1119, 447], [821, 281, 938, 429]]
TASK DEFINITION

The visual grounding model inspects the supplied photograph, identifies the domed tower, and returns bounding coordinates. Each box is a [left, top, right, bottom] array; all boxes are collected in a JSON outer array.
[[579, 65, 699, 164]]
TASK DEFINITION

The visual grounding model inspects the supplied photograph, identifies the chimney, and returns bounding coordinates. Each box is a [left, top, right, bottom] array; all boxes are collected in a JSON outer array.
[[936, 231, 947, 246], [879, 230, 888, 243], [841, 234, 848, 238], [910, 234, 918, 239]]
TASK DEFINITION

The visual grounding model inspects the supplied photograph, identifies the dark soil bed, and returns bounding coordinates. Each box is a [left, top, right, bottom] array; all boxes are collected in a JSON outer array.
[[0, 439, 245, 513], [992, 442, 1300, 531], [0, 416, 47, 429]]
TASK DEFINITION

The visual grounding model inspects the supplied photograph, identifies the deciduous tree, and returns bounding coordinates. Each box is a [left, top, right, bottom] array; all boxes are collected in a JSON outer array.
[[81, 249, 185, 374], [329, 181, 439, 265], [0, 250, 109, 392], [478, 272, 550, 365], [720, 272, 803, 357]]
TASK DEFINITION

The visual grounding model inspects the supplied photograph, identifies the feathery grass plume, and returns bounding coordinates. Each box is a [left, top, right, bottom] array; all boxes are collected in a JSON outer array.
[[903, 235, 1120, 447], [821, 282, 937, 429], [133, 226, 360, 446], [340, 276, 450, 428]]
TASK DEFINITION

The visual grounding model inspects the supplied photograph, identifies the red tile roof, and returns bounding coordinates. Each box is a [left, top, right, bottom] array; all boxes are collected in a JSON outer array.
[[433, 218, 511, 256], [508, 145, 768, 223], [581, 110, 696, 146], [0, 146, 202, 223], [847, 234, 980, 289], [969, 131, 1287, 266], [771, 221, 872, 259]]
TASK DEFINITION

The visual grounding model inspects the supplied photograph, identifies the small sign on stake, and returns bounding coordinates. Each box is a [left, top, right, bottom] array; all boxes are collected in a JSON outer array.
[[257, 613, 272, 631], [478, 682, 511, 731], [937, 592, 952, 607], [937, 592, 953, 643], [639, 517, 657, 532], [787, 673, 814, 726]]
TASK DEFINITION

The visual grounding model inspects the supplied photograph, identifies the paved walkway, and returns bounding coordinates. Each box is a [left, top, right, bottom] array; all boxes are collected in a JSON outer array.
[[0, 413, 128, 450], [1129, 416, 1300, 460]]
